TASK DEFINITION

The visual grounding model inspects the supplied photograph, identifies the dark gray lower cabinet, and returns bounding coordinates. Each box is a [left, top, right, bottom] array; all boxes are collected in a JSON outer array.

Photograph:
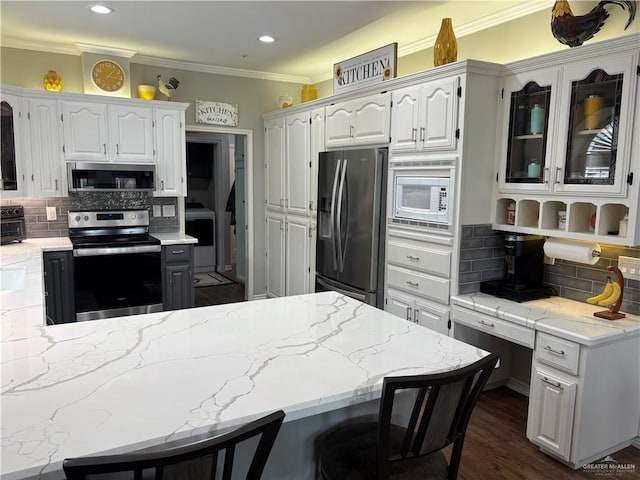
[[162, 244, 195, 311], [43, 251, 76, 324]]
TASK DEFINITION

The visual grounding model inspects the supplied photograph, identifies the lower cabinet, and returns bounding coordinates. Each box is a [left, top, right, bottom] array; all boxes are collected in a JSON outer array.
[[43, 251, 75, 324], [162, 244, 194, 311], [386, 288, 449, 334]]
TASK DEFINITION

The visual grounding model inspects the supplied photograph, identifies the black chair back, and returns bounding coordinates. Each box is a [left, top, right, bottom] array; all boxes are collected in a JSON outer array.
[[63, 410, 285, 480], [377, 353, 499, 479]]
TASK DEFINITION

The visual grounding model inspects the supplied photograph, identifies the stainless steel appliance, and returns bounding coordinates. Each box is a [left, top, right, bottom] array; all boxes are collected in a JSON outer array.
[[185, 203, 216, 273], [315, 147, 387, 308], [480, 234, 548, 302], [0, 205, 26, 244], [68, 209, 162, 321], [67, 162, 155, 192]]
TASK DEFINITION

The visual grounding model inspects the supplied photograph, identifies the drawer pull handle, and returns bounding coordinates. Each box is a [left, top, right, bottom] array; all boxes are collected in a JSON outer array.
[[478, 320, 495, 328], [406, 281, 419, 287], [406, 306, 411, 321], [544, 345, 565, 356], [406, 255, 420, 261], [172, 250, 185, 255], [542, 377, 563, 390]]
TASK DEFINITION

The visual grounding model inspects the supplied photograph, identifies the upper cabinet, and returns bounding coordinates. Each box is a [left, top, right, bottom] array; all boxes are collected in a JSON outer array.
[[498, 52, 637, 198], [390, 77, 459, 153], [325, 92, 390, 148], [27, 97, 65, 196], [154, 108, 185, 197], [62, 101, 154, 163]]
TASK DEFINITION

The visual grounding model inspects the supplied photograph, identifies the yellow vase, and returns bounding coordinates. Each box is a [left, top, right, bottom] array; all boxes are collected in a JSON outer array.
[[433, 18, 458, 67]]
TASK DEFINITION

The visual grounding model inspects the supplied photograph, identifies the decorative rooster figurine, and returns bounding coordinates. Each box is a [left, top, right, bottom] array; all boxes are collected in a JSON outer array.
[[551, 0, 636, 47], [157, 75, 180, 100]]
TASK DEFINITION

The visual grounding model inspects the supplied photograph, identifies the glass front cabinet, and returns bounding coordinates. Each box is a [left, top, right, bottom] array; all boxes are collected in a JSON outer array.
[[498, 53, 637, 197]]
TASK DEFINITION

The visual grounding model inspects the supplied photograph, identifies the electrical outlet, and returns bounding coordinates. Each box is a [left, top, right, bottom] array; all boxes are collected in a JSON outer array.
[[46, 206, 57, 221], [618, 256, 640, 281], [153, 205, 162, 217], [162, 205, 176, 217]]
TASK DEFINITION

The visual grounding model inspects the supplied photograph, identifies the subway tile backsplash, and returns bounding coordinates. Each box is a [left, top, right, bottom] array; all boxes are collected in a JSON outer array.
[[460, 224, 640, 315], [1, 194, 179, 237]]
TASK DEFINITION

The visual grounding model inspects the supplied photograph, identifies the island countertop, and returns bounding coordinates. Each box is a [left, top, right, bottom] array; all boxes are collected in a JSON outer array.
[[1, 291, 487, 480]]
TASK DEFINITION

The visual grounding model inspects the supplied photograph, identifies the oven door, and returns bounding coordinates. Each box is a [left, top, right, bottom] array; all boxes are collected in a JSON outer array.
[[73, 247, 162, 321]]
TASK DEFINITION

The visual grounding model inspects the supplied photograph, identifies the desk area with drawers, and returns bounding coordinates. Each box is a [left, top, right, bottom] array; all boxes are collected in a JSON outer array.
[[450, 292, 640, 470]]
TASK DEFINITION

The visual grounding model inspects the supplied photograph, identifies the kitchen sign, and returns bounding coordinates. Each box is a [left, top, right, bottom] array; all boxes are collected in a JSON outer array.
[[333, 43, 397, 94], [195, 100, 238, 126]]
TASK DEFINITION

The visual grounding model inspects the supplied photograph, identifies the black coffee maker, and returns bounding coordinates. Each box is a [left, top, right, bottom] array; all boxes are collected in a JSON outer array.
[[480, 234, 548, 302]]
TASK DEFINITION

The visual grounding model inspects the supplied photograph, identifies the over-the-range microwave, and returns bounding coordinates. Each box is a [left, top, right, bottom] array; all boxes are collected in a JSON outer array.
[[67, 162, 155, 192], [393, 172, 452, 225]]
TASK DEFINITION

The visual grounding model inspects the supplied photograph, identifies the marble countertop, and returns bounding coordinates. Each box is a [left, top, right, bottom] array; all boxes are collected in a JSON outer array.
[[1, 291, 487, 479], [151, 232, 197, 245], [451, 293, 640, 346]]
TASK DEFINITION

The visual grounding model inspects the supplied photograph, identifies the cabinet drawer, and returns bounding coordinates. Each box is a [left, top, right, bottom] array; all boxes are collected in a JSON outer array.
[[535, 332, 580, 375], [386, 265, 449, 304], [387, 241, 451, 278], [164, 245, 193, 264], [451, 305, 535, 348]]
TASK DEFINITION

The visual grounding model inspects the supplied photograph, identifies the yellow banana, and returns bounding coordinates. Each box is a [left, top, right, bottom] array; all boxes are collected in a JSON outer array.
[[586, 279, 613, 304], [597, 281, 622, 306]]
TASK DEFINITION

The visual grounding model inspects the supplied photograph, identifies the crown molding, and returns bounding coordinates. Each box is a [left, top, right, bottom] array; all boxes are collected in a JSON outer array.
[[76, 42, 136, 58]]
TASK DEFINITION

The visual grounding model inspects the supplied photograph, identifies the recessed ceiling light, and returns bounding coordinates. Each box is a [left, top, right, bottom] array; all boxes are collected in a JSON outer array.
[[259, 35, 275, 43], [89, 5, 114, 14]]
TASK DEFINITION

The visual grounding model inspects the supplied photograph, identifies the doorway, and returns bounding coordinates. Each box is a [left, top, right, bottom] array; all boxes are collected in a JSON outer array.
[[184, 125, 253, 303]]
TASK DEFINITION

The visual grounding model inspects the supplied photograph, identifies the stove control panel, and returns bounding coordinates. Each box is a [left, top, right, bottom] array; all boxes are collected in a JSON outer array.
[[68, 210, 150, 229]]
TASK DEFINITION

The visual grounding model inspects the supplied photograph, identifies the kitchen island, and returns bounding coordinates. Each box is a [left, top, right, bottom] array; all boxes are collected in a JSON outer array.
[[1, 255, 487, 480]]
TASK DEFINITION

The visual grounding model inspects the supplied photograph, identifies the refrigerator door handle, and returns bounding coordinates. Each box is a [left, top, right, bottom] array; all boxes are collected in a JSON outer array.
[[336, 159, 347, 272], [329, 159, 341, 271]]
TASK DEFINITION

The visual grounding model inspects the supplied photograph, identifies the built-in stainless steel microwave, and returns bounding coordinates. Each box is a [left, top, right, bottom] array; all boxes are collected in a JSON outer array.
[[393, 173, 452, 224], [67, 162, 155, 192]]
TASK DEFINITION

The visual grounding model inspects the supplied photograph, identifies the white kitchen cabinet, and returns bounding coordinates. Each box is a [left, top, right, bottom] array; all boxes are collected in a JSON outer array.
[[154, 108, 185, 197], [27, 98, 65, 197], [62, 101, 154, 163], [325, 92, 390, 148], [0, 91, 27, 197], [310, 107, 325, 216], [386, 288, 449, 334], [285, 112, 311, 216], [390, 77, 459, 153], [265, 117, 285, 210], [265, 213, 312, 298], [528, 368, 577, 460]]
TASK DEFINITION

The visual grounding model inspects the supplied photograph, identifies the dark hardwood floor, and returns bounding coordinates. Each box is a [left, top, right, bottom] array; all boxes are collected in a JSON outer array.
[[194, 271, 245, 307], [452, 387, 639, 480]]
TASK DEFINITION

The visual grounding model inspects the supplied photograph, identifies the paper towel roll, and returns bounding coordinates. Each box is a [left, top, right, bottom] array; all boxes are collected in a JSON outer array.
[[543, 238, 601, 265]]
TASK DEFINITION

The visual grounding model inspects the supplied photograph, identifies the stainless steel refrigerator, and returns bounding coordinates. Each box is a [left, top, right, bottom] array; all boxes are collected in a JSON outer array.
[[315, 147, 387, 308]]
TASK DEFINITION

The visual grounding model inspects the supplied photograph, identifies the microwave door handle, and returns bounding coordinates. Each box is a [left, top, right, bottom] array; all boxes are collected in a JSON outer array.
[[336, 159, 347, 272], [329, 159, 341, 271]]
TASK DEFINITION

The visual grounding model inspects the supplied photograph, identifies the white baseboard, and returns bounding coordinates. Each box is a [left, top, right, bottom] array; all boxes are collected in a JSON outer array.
[[506, 377, 530, 397], [252, 294, 268, 301], [632, 437, 640, 449]]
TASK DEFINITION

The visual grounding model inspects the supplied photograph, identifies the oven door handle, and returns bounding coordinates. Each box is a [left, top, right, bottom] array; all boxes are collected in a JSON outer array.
[[73, 245, 162, 257]]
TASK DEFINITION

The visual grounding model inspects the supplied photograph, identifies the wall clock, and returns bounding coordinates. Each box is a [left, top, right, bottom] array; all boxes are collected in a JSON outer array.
[[81, 52, 131, 97], [91, 59, 126, 93]]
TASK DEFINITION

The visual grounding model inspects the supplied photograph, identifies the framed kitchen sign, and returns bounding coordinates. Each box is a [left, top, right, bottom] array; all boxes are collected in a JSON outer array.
[[195, 100, 238, 127], [333, 43, 397, 94]]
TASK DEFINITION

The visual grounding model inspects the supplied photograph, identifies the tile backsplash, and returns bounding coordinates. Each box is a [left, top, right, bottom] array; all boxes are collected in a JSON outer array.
[[460, 224, 640, 315], [1, 194, 179, 237]]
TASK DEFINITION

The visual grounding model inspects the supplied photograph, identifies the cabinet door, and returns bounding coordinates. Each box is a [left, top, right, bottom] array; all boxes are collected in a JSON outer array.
[[43, 251, 76, 324], [310, 107, 325, 215], [285, 112, 311, 215], [385, 289, 413, 322], [164, 263, 193, 311], [414, 299, 449, 334], [62, 101, 108, 160], [325, 104, 353, 147], [554, 54, 637, 196], [498, 68, 560, 193], [390, 86, 420, 151], [527, 368, 577, 460], [109, 105, 154, 163], [420, 78, 458, 152], [285, 216, 311, 296], [28, 98, 64, 197], [265, 117, 285, 210], [352, 93, 391, 145], [154, 108, 185, 196], [265, 214, 285, 297], [0, 93, 27, 196]]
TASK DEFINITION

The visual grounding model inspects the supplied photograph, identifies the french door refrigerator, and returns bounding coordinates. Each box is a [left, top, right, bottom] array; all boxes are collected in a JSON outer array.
[[315, 147, 387, 308]]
